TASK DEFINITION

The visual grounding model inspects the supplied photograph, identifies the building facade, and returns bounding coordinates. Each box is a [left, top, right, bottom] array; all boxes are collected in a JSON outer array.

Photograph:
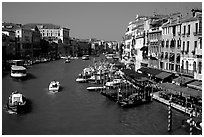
[[161, 13, 182, 73], [180, 9, 202, 80]]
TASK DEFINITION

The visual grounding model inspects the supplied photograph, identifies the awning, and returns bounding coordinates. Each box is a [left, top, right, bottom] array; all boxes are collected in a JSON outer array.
[[158, 83, 202, 98], [172, 76, 195, 85], [140, 46, 148, 51], [145, 67, 163, 76], [137, 67, 149, 73], [155, 72, 173, 80], [187, 80, 202, 90], [121, 69, 148, 81]]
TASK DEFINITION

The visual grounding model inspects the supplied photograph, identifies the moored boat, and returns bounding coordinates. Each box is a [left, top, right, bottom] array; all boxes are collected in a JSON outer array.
[[76, 77, 87, 83], [82, 55, 89, 60], [49, 80, 60, 93], [64, 59, 70, 63], [7, 90, 27, 113], [86, 86, 106, 91]]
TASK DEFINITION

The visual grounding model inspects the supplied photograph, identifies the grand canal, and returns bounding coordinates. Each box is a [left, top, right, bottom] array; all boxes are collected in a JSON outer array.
[[2, 55, 189, 135]]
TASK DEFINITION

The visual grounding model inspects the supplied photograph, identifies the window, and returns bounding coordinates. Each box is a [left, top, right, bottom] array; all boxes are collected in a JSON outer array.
[[187, 41, 190, 52], [200, 39, 202, 49], [166, 63, 168, 70], [177, 39, 181, 48], [194, 41, 197, 49], [166, 40, 169, 48], [183, 25, 186, 34], [198, 62, 202, 74], [186, 61, 189, 73], [195, 23, 198, 33], [188, 24, 190, 34], [183, 41, 185, 51], [193, 61, 196, 72]]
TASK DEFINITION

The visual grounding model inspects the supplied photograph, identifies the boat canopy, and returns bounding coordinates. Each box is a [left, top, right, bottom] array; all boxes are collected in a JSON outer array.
[[11, 94, 23, 104], [11, 66, 26, 70]]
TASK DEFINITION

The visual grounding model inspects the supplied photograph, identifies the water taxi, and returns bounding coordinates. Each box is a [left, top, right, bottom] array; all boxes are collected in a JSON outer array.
[[49, 80, 60, 93], [7, 90, 27, 113], [11, 65, 27, 78]]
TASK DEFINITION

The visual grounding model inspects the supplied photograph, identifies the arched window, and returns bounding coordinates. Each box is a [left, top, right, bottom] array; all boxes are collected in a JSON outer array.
[[186, 61, 189, 73], [165, 52, 168, 59], [176, 54, 180, 63], [198, 62, 202, 74], [132, 39, 136, 46], [193, 61, 196, 72]]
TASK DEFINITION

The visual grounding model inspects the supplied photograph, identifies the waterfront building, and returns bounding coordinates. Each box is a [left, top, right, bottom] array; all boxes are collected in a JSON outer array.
[[23, 23, 70, 56], [180, 9, 202, 80], [146, 14, 168, 69], [161, 13, 182, 73], [123, 21, 134, 59], [22, 25, 42, 58], [2, 28, 17, 59], [131, 15, 146, 71], [123, 15, 147, 68]]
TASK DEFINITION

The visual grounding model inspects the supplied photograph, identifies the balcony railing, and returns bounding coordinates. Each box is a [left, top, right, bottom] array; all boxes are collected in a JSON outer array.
[[186, 32, 190, 37], [182, 33, 185, 37], [191, 50, 195, 55], [180, 69, 194, 77], [193, 31, 202, 36]]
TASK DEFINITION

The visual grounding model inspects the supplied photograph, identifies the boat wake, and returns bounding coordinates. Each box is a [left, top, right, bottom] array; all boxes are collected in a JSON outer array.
[[3, 105, 17, 115]]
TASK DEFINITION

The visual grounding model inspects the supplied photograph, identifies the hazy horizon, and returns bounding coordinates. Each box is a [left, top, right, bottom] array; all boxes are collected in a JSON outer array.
[[2, 2, 202, 41]]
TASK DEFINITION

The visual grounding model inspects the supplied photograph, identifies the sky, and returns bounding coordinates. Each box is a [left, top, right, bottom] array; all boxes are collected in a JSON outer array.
[[2, 1, 202, 41]]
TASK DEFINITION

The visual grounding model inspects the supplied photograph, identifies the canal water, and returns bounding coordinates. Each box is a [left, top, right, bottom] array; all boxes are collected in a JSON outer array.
[[2, 55, 189, 135]]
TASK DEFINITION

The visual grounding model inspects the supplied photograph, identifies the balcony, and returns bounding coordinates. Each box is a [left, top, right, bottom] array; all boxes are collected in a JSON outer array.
[[193, 31, 202, 36], [191, 50, 195, 55], [185, 50, 189, 54], [186, 32, 190, 37], [182, 33, 185, 37]]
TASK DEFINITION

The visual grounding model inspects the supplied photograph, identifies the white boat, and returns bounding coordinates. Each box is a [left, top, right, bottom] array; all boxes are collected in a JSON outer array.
[[49, 80, 60, 92], [105, 79, 124, 87], [7, 90, 27, 113], [11, 65, 27, 78], [64, 59, 70, 63], [86, 86, 106, 91], [76, 78, 87, 83], [82, 55, 89, 60]]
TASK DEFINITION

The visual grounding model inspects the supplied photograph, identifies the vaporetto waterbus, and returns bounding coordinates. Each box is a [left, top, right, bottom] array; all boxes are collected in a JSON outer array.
[[11, 65, 27, 78]]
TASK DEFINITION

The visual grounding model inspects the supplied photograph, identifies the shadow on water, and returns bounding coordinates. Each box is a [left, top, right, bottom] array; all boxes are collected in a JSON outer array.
[[24, 73, 37, 80], [2, 71, 10, 78]]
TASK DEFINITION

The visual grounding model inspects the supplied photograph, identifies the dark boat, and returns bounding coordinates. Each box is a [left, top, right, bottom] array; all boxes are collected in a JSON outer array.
[[7, 90, 27, 113]]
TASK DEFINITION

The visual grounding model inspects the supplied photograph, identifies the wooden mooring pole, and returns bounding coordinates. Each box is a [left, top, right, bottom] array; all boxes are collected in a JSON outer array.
[[189, 109, 193, 135], [168, 98, 172, 132]]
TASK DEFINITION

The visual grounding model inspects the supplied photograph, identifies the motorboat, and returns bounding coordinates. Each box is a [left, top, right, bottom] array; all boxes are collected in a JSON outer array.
[[64, 59, 70, 63], [7, 90, 27, 113], [49, 80, 60, 92], [11, 65, 27, 78], [82, 55, 89, 60], [76, 77, 87, 83], [86, 86, 106, 91]]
